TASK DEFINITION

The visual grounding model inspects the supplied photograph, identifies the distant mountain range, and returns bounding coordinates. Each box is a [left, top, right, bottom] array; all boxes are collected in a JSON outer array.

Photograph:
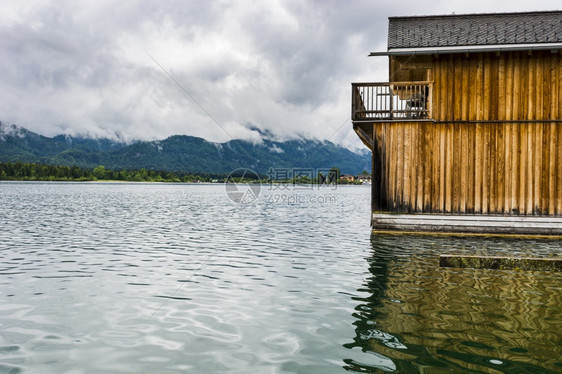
[[0, 122, 370, 175]]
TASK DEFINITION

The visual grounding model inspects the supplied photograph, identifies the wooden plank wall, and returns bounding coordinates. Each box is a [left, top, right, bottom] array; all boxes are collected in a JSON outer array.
[[431, 51, 561, 121], [371, 51, 562, 215], [373, 121, 562, 215]]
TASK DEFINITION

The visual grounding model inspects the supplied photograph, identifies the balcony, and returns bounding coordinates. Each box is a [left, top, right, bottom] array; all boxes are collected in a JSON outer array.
[[352, 82, 432, 121]]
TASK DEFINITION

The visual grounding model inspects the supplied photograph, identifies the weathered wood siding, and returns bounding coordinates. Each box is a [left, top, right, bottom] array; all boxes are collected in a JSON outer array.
[[372, 121, 562, 215], [370, 51, 562, 216], [429, 51, 561, 122]]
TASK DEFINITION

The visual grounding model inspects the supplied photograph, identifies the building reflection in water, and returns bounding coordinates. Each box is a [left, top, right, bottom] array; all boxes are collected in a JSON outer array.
[[343, 235, 562, 373]]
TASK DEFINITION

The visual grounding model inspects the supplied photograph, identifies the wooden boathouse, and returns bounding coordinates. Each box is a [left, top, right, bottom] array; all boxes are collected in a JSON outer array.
[[352, 11, 562, 235]]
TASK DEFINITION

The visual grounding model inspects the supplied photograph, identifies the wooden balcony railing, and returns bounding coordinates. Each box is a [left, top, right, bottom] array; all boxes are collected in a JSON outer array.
[[352, 82, 432, 121]]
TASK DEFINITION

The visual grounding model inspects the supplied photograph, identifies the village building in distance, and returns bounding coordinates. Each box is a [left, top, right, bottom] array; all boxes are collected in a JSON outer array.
[[339, 173, 372, 184], [352, 11, 562, 236]]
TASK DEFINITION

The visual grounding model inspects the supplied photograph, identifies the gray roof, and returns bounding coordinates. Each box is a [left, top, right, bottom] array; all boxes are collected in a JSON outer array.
[[387, 11, 562, 50]]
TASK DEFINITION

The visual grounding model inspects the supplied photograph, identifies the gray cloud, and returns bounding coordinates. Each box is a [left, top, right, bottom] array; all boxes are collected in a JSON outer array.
[[0, 0, 557, 148]]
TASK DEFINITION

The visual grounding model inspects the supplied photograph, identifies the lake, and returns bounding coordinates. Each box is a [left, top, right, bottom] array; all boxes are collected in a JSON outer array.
[[0, 182, 560, 373]]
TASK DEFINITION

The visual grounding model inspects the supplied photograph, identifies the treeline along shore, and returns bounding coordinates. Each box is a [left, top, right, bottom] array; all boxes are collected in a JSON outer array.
[[0, 162, 349, 184], [0, 162, 226, 183]]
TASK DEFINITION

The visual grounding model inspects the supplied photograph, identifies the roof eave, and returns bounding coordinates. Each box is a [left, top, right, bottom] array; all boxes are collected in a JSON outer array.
[[369, 43, 562, 56], [387, 10, 562, 20]]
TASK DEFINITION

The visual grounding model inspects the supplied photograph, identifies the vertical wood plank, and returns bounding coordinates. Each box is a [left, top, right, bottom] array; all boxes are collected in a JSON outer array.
[[533, 55, 542, 214], [440, 56, 448, 122], [451, 122, 458, 213], [474, 124, 482, 213], [461, 123, 468, 213], [454, 55, 463, 121], [555, 52, 561, 215], [549, 123, 555, 215], [555, 123, 562, 215], [534, 123, 543, 214], [504, 53, 513, 213], [498, 52, 506, 121], [474, 54, 484, 213], [439, 123, 444, 213], [422, 122, 432, 212], [452, 55, 463, 213], [416, 123, 424, 211], [490, 53, 499, 120], [467, 119, 475, 213], [526, 123, 533, 215], [553, 52, 560, 120], [447, 55, 455, 121], [497, 53, 506, 213], [462, 55, 470, 121], [549, 53, 559, 214], [517, 122, 524, 215], [409, 123, 416, 211], [483, 54, 491, 121], [402, 123, 410, 211], [542, 52, 550, 120], [432, 123, 440, 212], [496, 121, 505, 213], [445, 122, 453, 213], [526, 53, 534, 121], [504, 123, 512, 213], [540, 122, 548, 214], [512, 53, 521, 120], [409, 123, 416, 212], [512, 121, 520, 214], [554, 53, 562, 215], [482, 124, 490, 214], [536, 53, 543, 121], [397, 124, 405, 210], [469, 56, 478, 122]]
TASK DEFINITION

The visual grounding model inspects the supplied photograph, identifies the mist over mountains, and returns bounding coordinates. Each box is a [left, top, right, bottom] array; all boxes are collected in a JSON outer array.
[[0, 122, 370, 175]]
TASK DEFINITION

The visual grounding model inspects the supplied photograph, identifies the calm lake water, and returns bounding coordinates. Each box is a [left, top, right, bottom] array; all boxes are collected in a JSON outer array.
[[0, 182, 560, 373]]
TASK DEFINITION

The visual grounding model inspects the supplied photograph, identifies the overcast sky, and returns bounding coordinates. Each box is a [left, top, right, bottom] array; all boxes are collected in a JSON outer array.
[[0, 0, 559, 148]]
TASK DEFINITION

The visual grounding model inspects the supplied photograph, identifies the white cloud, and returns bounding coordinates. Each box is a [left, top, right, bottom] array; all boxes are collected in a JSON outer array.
[[0, 0, 558, 150]]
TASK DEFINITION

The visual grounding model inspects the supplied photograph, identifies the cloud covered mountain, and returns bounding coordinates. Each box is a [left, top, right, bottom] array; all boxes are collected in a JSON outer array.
[[0, 122, 370, 175]]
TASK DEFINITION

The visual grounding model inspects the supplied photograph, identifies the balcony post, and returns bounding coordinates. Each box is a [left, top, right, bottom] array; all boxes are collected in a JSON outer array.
[[389, 84, 393, 120]]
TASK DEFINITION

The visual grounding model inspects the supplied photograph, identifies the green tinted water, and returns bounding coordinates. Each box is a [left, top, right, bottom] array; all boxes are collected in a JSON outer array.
[[0, 182, 560, 373], [346, 235, 562, 373]]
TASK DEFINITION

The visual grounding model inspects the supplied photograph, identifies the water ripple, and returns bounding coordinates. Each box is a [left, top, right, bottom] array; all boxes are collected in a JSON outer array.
[[1, 183, 560, 373]]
